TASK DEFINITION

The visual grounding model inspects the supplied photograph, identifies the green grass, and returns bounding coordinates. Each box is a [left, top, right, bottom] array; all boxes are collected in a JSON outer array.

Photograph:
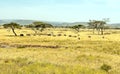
[[0, 60, 106, 74]]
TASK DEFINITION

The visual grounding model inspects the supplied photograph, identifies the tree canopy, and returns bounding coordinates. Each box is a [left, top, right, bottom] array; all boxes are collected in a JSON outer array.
[[26, 21, 53, 35], [27, 22, 53, 28], [88, 20, 106, 35], [71, 24, 85, 32], [3, 22, 21, 29], [3, 22, 21, 36]]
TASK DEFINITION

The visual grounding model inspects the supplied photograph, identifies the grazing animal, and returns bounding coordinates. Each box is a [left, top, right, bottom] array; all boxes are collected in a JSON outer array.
[[47, 34, 51, 36], [58, 34, 62, 36], [20, 34, 24, 36], [78, 37, 80, 40], [68, 35, 72, 37], [102, 36, 105, 39], [73, 36, 77, 38], [104, 32, 111, 35], [53, 35, 56, 37], [26, 34, 31, 36], [88, 36, 91, 38], [64, 34, 67, 36]]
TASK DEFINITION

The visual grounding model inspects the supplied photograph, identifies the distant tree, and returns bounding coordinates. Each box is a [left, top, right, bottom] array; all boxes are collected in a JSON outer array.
[[3, 22, 21, 36], [27, 21, 53, 35], [88, 20, 106, 35], [104, 26, 111, 29], [71, 24, 85, 32]]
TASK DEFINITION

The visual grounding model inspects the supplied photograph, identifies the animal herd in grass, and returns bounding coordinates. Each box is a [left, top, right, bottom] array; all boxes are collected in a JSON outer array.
[[1, 19, 114, 40]]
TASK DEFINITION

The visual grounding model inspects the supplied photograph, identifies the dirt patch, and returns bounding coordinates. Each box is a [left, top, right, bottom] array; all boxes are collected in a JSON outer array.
[[11, 44, 60, 48], [0, 42, 60, 48]]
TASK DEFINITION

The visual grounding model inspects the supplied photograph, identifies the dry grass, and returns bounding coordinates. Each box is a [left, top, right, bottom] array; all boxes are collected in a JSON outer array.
[[0, 28, 120, 74]]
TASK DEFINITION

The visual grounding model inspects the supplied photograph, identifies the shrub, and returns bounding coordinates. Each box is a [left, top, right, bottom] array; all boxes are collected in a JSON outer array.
[[102, 36, 105, 39], [73, 36, 77, 38], [64, 34, 67, 36], [20, 34, 24, 36], [17, 46, 26, 48], [53, 35, 56, 37], [88, 36, 91, 38], [104, 32, 111, 35], [68, 35, 72, 37], [78, 37, 80, 40], [47, 34, 51, 36], [101, 64, 111, 72], [26, 34, 31, 36], [58, 34, 62, 36]]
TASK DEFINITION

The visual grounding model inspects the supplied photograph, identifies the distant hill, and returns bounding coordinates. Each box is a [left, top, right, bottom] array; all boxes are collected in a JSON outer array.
[[60, 22, 89, 26], [0, 19, 89, 26], [109, 23, 120, 28], [0, 19, 120, 28], [0, 20, 34, 25]]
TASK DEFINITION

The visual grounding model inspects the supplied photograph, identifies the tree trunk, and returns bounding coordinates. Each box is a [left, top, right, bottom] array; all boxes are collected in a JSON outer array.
[[93, 28, 95, 34], [34, 30, 37, 35], [101, 28, 104, 35], [98, 29, 100, 35], [11, 26, 17, 36]]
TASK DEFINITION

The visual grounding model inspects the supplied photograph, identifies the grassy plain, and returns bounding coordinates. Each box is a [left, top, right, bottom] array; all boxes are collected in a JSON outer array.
[[0, 28, 120, 74]]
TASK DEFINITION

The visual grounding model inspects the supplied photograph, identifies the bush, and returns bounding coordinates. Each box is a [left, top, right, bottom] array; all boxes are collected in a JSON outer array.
[[88, 36, 91, 38], [20, 34, 24, 36], [78, 37, 80, 40], [68, 35, 72, 37], [26, 34, 31, 36], [57, 34, 62, 36], [101, 64, 111, 72], [64, 34, 67, 36], [17, 46, 26, 48], [53, 35, 56, 37], [73, 36, 77, 38], [47, 34, 51, 36]]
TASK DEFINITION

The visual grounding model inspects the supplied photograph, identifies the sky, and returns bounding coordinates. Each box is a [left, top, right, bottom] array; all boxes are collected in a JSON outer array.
[[0, 0, 120, 23]]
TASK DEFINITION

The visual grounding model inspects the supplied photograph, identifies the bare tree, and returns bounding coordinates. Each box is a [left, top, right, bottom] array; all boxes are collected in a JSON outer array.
[[88, 20, 106, 35]]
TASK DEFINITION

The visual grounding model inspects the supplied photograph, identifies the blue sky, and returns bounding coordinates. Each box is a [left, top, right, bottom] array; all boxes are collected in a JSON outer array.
[[0, 0, 120, 23]]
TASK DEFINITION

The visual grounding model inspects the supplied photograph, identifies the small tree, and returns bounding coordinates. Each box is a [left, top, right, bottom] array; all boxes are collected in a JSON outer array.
[[88, 20, 106, 35], [27, 21, 53, 35], [3, 22, 21, 36], [101, 64, 111, 72], [33, 22, 46, 32], [71, 24, 85, 32]]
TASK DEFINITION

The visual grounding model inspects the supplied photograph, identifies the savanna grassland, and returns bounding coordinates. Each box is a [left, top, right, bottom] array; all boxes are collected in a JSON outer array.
[[0, 28, 120, 74]]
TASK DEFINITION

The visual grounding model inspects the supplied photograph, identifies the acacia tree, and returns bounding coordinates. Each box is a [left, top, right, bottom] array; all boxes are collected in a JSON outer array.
[[3, 22, 21, 36], [88, 20, 106, 35], [71, 24, 85, 32], [27, 21, 53, 35]]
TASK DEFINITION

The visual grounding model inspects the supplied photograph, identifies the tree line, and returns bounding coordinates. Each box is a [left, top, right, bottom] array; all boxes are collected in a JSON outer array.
[[2, 20, 111, 36]]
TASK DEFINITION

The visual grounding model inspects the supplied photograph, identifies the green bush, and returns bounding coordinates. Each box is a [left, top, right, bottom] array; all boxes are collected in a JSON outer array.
[[101, 64, 111, 72]]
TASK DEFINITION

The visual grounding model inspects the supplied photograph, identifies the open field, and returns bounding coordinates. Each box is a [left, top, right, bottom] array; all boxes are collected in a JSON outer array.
[[0, 28, 120, 74]]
